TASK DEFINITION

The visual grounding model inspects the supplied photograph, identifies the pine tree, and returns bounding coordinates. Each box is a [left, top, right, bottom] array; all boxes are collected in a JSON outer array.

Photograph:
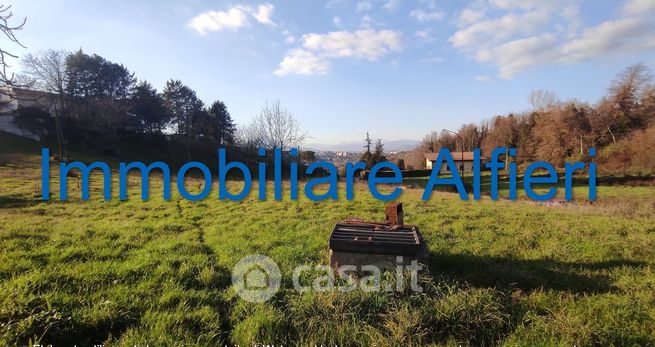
[[360, 131, 373, 166], [209, 100, 236, 146], [162, 79, 204, 160], [373, 139, 386, 163], [364, 131, 372, 154], [130, 81, 168, 134]]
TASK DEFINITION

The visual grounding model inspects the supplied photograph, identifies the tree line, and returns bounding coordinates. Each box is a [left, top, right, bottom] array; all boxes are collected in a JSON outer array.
[[20, 49, 237, 160], [16, 49, 307, 166], [1, 7, 308, 171], [415, 63, 655, 173]]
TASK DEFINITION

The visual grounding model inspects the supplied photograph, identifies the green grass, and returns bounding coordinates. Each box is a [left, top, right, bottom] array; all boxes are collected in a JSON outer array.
[[1, 132, 654, 346]]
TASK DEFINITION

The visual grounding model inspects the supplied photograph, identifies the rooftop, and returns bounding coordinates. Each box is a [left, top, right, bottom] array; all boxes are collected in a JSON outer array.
[[425, 151, 475, 161]]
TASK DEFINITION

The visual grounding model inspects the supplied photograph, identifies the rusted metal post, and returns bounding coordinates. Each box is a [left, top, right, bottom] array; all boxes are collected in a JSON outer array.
[[385, 202, 403, 226]]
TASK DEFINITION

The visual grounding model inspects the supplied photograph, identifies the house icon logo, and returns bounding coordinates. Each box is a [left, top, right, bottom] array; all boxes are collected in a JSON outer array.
[[232, 254, 281, 303]]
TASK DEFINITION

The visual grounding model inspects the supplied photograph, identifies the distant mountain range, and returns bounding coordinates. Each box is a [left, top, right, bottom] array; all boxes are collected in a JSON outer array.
[[303, 139, 420, 152]]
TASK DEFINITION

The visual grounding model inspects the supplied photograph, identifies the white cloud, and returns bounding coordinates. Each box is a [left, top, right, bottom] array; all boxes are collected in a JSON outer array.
[[281, 30, 295, 43], [360, 15, 373, 29], [410, 9, 445, 22], [475, 75, 492, 82], [559, 5, 581, 38], [477, 34, 559, 78], [489, 0, 562, 11], [450, 11, 550, 48], [623, 0, 655, 15], [276, 30, 403, 76], [188, 3, 274, 35], [274, 49, 331, 76], [489, 0, 529, 9], [418, 55, 443, 64], [559, 17, 655, 63], [459, 8, 485, 25], [449, 0, 655, 78], [326, 0, 348, 9], [356, 1, 373, 12], [252, 3, 275, 25], [333, 16, 343, 28], [414, 29, 434, 42], [188, 8, 250, 34], [302, 30, 403, 60], [383, 0, 402, 11], [418, 0, 437, 9], [359, 15, 383, 29]]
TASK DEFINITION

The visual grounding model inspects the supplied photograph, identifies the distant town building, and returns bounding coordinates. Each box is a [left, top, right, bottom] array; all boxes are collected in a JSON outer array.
[[0, 86, 60, 114], [425, 151, 479, 173], [0, 86, 60, 141]]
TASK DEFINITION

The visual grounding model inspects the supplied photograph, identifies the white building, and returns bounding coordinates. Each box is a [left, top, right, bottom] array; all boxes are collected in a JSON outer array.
[[425, 151, 478, 173], [0, 86, 60, 140]]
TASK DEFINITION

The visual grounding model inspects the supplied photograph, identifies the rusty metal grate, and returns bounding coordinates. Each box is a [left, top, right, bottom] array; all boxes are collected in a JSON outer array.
[[328, 202, 429, 269], [329, 222, 425, 256]]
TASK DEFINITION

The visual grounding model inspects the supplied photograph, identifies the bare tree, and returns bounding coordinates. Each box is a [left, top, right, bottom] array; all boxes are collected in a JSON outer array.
[[421, 130, 458, 152], [235, 123, 264, 151], [21, 50, 68, 94], [0, 5, 27, 88], [528, 89, 559, 112], [458, 123, 481, 150], [21, 50, 70, 159], [405, 147, 427, 169], [608, 63, 653, 129], [250, 100, 308, 151], [421, 130, 440, 152], [609, 63, 652, 102]]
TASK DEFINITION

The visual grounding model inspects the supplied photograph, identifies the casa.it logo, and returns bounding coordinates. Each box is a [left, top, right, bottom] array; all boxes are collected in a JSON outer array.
[[232, 253, 427, 303], [231, 254, 281, 303]]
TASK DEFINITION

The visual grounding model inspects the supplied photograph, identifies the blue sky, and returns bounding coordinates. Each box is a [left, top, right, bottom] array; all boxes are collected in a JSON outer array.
[[6, 0, 655, 145]]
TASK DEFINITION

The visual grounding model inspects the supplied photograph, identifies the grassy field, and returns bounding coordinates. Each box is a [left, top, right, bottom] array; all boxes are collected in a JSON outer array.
[[1, 133, 654, 346]]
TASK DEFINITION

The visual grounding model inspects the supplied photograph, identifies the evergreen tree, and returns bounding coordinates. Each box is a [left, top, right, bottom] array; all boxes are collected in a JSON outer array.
[[372, 138, 387, 163], [65, 49, 136, 137], [162, 79, 204, 136], [130, 81, 168, 134], [364, 131, 372, 153], [360, 131, 373, 166], [208, 100, 236, 146], [397, 158, 405, 170], [162, 79, 204, 159]]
